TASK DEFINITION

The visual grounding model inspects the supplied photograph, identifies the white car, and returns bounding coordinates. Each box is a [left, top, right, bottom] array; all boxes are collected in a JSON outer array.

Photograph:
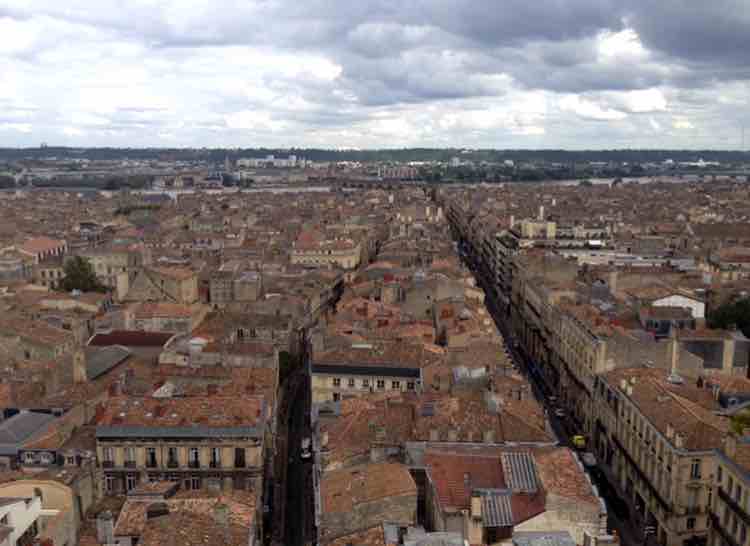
[[554, 408, 565, 418]]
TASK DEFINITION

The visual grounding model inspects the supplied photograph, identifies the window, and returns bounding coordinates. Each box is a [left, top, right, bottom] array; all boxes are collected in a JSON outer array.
[[407, 381, 415, 391], [0, 515, 7, 526], [362, 379, 370, 388], [687, 517, 696, 530], [186, 476, 201, 490], [40, 452, 53, 465], [332, 377, 341, 387], [167, 447, 179, 467], [234, 448, 246, 468], [210, 447, 221, 468], [377, 379, 385, 390], [392, 380, 401, 390], [126, 474, 137, 492], [146, 448, 157, 468], [690, 459, 702, 479], [23, 452, 35, 464], [717, 466, 723, 485], [333, 392, 340, 402], [347, 378, 355, 388], [104, 476, 116, 493], [189, 447, 200, 468], [741, 524, 747, 543], [124, 447, 136, 465], [102, 447, 114, 463]]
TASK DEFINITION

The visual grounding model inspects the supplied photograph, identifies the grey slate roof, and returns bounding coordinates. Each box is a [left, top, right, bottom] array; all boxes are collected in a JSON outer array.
[[0, 411, 57, 456], [95, 425, 262, 439], [476, 489, 513, 527], [513, 532, 576, 546], [85, 345, 131, 380], [501, 451, 539, 493]]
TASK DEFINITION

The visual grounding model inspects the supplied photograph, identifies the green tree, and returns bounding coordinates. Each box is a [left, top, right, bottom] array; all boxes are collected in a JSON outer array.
[[60, 256, 107, 293], [708, 297, 750, 338], [730, 409, 750, 435]]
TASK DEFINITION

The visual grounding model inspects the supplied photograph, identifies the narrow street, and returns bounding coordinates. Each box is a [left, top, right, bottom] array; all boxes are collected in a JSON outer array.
[[457, 238, 642, 546], [284, 371, 313, 546]]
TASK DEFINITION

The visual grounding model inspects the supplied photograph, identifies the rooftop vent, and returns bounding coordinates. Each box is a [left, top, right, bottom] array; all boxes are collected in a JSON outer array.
[[666, 373, 684, 385]]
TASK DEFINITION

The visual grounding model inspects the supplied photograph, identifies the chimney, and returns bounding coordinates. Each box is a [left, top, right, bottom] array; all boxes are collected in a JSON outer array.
[[669, 326, 679, 375], [73, 350, 87, 384], [96, 511, 115, 545], [509, 215, 515, 229], [214, 501, 231, 543], [608, 271, 618, 295], [470, 492, 482, 520], [675, 432, 685, 448], [666, 423, 675, 440], [538, 205, 545, 221]]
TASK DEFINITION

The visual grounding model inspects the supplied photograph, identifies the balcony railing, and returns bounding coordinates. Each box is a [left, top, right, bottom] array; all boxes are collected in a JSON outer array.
[[146, 460, 158, 469], [710, 511, 740, 546], [124, 461, 137, 468], [188, 460, 201, 469], [209, 461, 221, 469], [234, 460, 246, 469], [719, 487, 750, 526], [167, 460, 179, 468], [102, 461, 114, 468]]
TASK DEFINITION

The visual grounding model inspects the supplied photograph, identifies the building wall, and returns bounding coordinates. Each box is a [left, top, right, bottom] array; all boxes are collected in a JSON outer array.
[[0, 480, 76, 546], [652, 295, 706, 320], [0, 497, 41, 546], [710, 450, 750, 546], [594, 378, 715, 546], [515, 493, 605, 545], [311, 372, 420, 403], [320, 492, 417, 543]]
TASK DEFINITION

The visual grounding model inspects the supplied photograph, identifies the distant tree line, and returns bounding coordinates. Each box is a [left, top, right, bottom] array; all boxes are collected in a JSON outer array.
[[1, 147, 749, 164]]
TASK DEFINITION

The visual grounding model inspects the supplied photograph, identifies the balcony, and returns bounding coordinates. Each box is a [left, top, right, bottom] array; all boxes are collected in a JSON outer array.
[[710, 511, 740, 546], [102, 461, 114, 468], [124, 461, 137, 469], [209, 461, 221, 469], [167, 460, 179, 469], [718, 487, 750, 526], [234, 461, 246, 469], [188, 460, 201, 469], [146, 460, 158, 469]]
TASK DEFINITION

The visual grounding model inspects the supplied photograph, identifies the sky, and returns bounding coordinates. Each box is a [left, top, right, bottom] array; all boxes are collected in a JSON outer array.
[[1, 1, 749, 150]]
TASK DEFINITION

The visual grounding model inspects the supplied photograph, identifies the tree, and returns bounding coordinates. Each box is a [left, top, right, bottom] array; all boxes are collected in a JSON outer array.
[[708, 297, 750, 338], [60, 256, 107, 293], [730, 409, 750, 435]]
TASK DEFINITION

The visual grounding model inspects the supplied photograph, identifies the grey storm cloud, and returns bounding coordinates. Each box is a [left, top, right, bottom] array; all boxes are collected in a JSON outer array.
[[1, 0, 750, 148]]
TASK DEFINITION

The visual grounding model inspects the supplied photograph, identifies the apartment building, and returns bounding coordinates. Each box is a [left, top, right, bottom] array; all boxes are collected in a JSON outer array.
[[593, 367, 728, 546], [711, 434, 750, 546], [310, 343, 433, 404], [95, 395, 266, 496]]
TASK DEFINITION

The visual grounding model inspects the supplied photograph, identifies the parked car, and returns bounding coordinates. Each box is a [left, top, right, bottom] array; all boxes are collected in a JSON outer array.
[[554, 408, 565, 418]]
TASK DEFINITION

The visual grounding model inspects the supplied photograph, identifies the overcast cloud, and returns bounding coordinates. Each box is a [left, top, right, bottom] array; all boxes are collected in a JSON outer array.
[[1, 0, 749, 149]]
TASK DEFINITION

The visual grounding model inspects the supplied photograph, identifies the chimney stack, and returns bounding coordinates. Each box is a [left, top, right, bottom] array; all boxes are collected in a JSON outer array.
[[73, 350, 87, 384]]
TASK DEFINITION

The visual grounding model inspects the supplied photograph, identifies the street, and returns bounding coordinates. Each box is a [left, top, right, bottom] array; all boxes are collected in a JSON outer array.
[[461, 249, 643, 546], [283, 371, 314, 546]]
